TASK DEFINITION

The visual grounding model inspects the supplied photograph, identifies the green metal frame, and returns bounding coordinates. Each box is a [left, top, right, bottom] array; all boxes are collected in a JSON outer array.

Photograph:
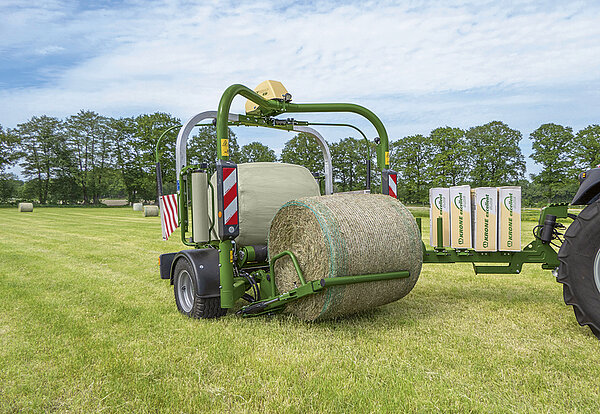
[[235, 203, 570, 316], [215, 84, 390, 169], [240, 249, 411, 316], [214, 83, 393, 309], [161, 82, 573, 318], [421, 204, 569, 274], [167, 114, 375, 252]]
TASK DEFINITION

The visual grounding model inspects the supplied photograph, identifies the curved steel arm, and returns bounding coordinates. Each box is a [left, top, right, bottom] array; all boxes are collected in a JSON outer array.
[[155, 125, 182, 164], [216, 84, 390, 169], [176, 111, 239, 187], [292, 126, 334, 195]]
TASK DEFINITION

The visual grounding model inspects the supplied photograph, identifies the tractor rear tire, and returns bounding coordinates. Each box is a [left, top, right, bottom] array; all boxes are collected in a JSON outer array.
[[557, 201, 600, 339], [173, 258, 227, 319]]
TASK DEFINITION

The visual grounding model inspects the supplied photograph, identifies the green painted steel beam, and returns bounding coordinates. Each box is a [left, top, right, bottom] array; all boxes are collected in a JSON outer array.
[[219, 239, 235, 308], [422, 240, 559, 273], [270, 250, 306, 287], [239, 269, 411, 316], [232, 279, 248, 303], [216, 84, 390, 169], [319, 271, 410, 286], [422, 203, 571, 274], [537, 203, 570, 225]]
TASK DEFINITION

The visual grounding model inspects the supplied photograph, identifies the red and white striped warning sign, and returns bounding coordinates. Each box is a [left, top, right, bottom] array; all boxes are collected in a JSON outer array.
[[222, 167, 238, 225], [160, 193, 179, 240], [388, 172, 397, 198]]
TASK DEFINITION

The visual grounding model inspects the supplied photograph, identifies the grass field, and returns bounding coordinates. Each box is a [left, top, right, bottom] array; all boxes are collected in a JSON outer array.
[[1, 206, 599, 413]]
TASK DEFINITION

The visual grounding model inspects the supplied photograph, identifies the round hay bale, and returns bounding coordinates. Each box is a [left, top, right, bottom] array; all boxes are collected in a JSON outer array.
[[143, 205, 159, 217], [18, 203, 33, 212], [132, 202, 143, 211], [268, 193, 422, 321]]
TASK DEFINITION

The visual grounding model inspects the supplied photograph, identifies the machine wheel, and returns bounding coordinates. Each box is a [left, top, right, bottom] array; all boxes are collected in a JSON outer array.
[[557, 201, 600, 339], [173, 258, 227, 319]]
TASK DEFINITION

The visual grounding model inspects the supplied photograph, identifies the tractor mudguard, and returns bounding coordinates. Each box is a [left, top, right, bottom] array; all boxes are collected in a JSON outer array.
[[572, 168, 600, 205], [159, 252, 176, 279], [170, 248, 220, 298]]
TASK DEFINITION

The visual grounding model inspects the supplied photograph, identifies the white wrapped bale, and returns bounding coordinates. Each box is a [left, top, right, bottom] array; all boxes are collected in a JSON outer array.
[[268, 193, 422, 321], [209, 162, 320, 245], [143, 205, 159, 217], [18, 203, 33, 212], [132, 202, 143, 211]]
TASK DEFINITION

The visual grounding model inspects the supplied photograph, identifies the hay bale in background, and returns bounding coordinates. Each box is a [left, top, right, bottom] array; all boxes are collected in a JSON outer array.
[[143, 205, 159, 217], [101, 199, 128, 207], [268, 194, 422, 321], [132, 203, 143, 211], [18, 203, 33, 212]]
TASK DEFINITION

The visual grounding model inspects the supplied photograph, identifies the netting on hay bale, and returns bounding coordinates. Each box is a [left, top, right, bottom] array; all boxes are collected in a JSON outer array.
[[268, 193, 422, 321]]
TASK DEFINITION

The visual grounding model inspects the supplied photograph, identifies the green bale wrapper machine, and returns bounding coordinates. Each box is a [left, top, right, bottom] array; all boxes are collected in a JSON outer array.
[[156, 81, 600, 338]]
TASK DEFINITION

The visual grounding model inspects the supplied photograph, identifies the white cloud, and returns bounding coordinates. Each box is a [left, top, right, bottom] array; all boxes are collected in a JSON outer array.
[[34, 45, 65, 55], [1, 0, 599, 173]]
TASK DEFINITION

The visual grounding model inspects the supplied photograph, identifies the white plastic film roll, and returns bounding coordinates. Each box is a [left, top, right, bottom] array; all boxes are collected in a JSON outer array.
[[143, 205, 159, 217], [192, 171, 210, 243], [18, 203, 33, 212]]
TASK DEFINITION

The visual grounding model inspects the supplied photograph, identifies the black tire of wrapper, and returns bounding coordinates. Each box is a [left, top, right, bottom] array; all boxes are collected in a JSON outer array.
[[173, 259, 227, 319], [557, 201, 600, 339]]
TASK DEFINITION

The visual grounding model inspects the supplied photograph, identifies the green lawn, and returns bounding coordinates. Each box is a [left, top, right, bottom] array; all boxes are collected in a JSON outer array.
[[0, 207, 598, 413]]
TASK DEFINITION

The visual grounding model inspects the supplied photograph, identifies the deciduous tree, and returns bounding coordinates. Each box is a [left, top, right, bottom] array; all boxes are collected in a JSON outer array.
[[573, 124, 600, 170], [187, 125, 240, 175], [0, 124, 20, 172], [391, 134, 431, 203], [429, 127, 469, 186], [281, 132, 324, 175], [466, 121, 525, 186], [330, 137, 372, 192], [530, 123, 576, 202], [110, 117, 141, 202], [238, 141, 277, 163], [65, 110, 112, 204], [16, 116, 65, 203]]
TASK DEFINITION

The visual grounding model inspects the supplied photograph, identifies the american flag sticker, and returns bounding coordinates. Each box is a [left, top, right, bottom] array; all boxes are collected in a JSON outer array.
[[160, 193, 179, 240]]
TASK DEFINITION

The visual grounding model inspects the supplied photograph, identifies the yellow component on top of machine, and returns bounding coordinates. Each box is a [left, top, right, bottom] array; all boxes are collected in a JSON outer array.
[[245, 80, 291, 114]]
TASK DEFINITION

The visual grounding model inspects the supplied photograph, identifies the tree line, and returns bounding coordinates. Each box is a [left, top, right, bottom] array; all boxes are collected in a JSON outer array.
[[0, 111, 598, 206]]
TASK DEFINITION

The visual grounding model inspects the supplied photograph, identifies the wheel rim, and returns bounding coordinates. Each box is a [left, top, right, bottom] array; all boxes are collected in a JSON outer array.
[[177, 270, 195, 313], [594, 249, 600, 295]]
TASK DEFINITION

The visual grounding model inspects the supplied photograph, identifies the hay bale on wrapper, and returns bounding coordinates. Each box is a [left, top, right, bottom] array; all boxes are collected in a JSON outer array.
[[268, 193, 422, 321], [18, 203, 33, 212]]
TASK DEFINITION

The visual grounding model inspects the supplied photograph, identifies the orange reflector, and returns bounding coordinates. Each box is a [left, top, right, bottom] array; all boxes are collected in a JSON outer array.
[[218, 211, 223, 218]]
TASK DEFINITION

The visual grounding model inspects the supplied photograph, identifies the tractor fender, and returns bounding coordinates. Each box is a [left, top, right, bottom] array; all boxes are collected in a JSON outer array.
[[170, 248, 220, 299], [572, 168, 600, 205]]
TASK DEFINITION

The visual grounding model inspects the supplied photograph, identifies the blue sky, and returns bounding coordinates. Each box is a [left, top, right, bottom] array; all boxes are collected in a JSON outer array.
[[1, 0, 599, 175]]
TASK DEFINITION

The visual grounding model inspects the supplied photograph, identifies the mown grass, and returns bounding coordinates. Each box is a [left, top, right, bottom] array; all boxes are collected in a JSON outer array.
[[0, 207, 598, 413]]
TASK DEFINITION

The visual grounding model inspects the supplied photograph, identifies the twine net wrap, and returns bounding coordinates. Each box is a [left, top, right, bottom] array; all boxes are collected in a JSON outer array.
[[268, 194, 422, 321]]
